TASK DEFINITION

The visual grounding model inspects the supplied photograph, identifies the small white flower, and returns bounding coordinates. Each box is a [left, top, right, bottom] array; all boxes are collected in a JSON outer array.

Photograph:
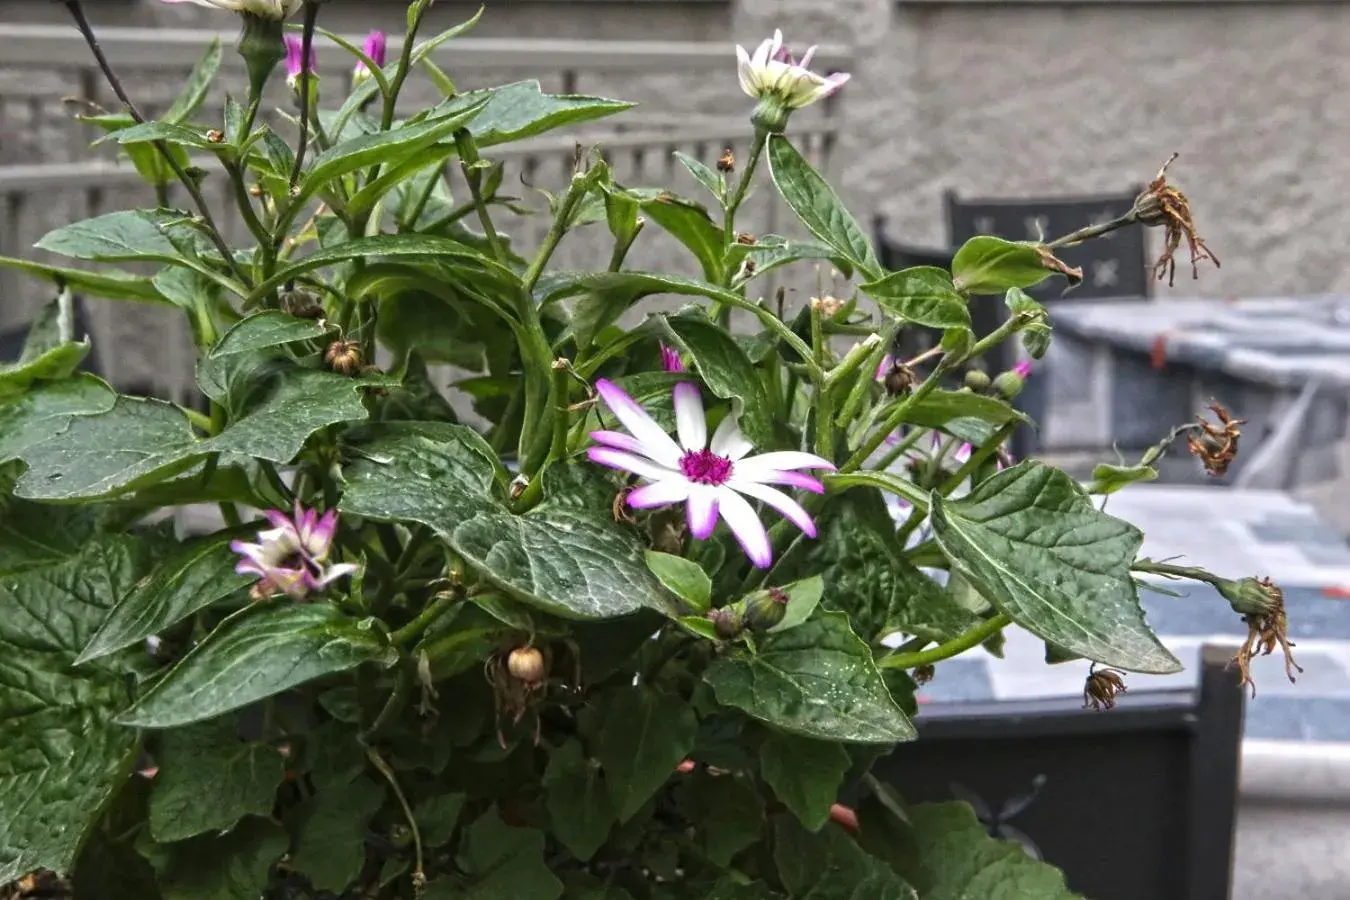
[[159, 0, 303, 19], [735, 29, 850, 111], [587, 379, 834, 569]]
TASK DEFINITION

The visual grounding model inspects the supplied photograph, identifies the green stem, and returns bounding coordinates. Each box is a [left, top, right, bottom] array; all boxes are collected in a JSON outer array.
[[1131, 559, 1218, 584], [722, 135, 766, 248], [456, 131, 508, 263], [400, 161, 446, 232], [842, 357, 956, 474], [608, 220, 644, 272], [549, 360, 571, 463], [366, 748, 424, 885], [936, 420, 1017, 497], [218, 502, 243, 528], [879, 613, 1012, 669], [359, 0, 426, 190], [1046, 213, 1136, 250], [389, 589, 461, 647], [871, 425, 925, 472], [810, 300, 832, 459], [523, 181, 585, 293], [832, 334, 887, 428]]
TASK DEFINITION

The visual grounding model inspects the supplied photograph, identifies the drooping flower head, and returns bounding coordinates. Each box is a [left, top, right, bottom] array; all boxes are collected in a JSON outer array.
[[284, 34, 316, 86], [587, 380, 834, 568], [735, 29, 850, 133], [231, 501, 359, 600], [659, 343, 685, 374], [159, 0, 302, 18], [355, 30, 388, 79]]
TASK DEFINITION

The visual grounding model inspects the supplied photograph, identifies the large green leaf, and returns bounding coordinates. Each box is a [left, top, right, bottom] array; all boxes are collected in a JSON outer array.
[[0, 535, 149, 882], [0, 298, 90, 400], [773, 817, 918, 899], [339, 427, 676, 620], [208, 310, 331, 359], [882, 801, 1081, 899], [736, 235, 847, 284], [35, 210, 184, 263], [640, 193, 726, 283], [145, 817, 288, 900], [117, 603, 396, 728], [675, 770, 764, 866], [597, 689, 697, 822], [78, 534, 252, 665], [148, 717, 286, 842], [0, 375, 116, 464], [543, 739, 615, 861], [808, 492, 976, 644], [288, 776, 386, 893], [904, 390, 1027, 446], [950, 236, 1053, 296], [644, 550, 712, 613], [0, 257, 167, 305], [929, 460, 1181, 674], [759, 732, 851, 832], [766, 135, 881, 280], [704, 610, 914, 744], [9, 396, 203, 501], [862, 267, 971, 329], [661, 311, 776, 447], [452, 80, 632, 147], [452, 807, 564, 900]]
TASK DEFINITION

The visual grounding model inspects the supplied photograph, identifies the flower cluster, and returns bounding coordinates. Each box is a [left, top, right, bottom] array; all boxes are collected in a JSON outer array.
[[231, 502, 359, 600]]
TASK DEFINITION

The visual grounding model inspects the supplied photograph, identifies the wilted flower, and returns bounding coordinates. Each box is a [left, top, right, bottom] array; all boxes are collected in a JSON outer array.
[[1221, 575, 1303, 696], [354, 30, 387, 82], [1186, 402, 1244, 477], [230, 502, 359, 600], [1083, 665, 1128, 711], [284, 33, 316, 89], [325, 339, 362, 376], [160, 0, 302, 16], [1132, 153, 1220, 286], [717, 147, 736, 173], [587, 379, 834, 568], [736, 29, 850, 132], [659, 343, 685, 373]]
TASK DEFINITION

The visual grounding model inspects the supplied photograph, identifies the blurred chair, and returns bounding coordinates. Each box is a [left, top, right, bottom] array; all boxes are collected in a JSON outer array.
[[869, 644, 1242, 900]]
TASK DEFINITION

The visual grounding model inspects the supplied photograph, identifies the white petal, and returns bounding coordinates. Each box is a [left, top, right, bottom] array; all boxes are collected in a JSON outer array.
[[799, 45, 818, 68], [313, 563, 361, 588], [594, 379, 684, 467], [672, 382, 707, 452], [587, 447, 679, 482], [731, 480, 817, 537], [687, 485, 719, 539], [716, 488, 772, 568], [590, 430, 648, 455], [734, 451, 836, 482], [710, 415, 755, 461], [751, 36, 775, 69], [627, 479, 691, 509], [736, 45, 759, 98]]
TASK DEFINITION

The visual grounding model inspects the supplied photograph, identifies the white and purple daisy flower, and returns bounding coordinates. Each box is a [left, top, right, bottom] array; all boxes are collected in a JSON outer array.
[[735, 29, 850, 111], [231, 501, 359, 600], [587, 379, 834, 568]]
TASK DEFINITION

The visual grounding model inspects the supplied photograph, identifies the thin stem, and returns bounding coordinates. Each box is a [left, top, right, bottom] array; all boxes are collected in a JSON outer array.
[[879, 613, 1012, 669], [842, 358, 957, 473], [62, 0, 248, 286], [226, 162, 271, 252], [456, 132, 508, 263], [1046, 213, 1136, 250], [218, 502, 243, 529], [366, 748, 424, 885], [358, 0, 426, 191], [810, 300, 832, 459], [723, 135, 766, 248], [400, 161, 447, 232], [524, 182, 584, 293], [607, 220, 644, 272], [288, 2, 320, 189], [871, 426, 926, 472], [549, 360, 571, 463], [1131, 559, 1218, 584], [390, 589, 462, 647], [936, 420, 1018, 497]]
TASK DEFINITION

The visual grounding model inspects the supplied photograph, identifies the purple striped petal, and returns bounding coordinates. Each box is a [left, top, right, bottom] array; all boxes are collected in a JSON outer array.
[[716, 488, 772, 568], [672, 382, 707, 451], [687, 485, 719, 540], [587, 446, 677, 482], [628, 479, 691, 509], [594, 378, 683, 467], [732, 480, 817, 538]]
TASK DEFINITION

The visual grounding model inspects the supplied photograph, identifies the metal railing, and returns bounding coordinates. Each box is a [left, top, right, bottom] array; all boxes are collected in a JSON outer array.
[[0, 24, 851, 402]]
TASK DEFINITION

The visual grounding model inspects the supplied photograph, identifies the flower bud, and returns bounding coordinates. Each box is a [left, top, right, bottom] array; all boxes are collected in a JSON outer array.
[[1217, 576, 1281, 617], [707, 607, 745, 641], [883, 362, 916, 397], [963, 369, 991, 392], [744, 587, 789, 633], [508, 646, 547, 684], [237, 12, 288, 102], [993, 370, 1025, 400], [751, 96, 791, 136]]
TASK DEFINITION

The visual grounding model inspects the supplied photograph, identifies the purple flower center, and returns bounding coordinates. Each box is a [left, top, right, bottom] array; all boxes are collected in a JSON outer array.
[[680, 449, 733, 485]]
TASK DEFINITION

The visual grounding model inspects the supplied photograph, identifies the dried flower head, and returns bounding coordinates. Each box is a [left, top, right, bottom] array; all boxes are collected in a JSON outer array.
[[1083, 664, 1128, 711], [810, 294, 844, 318], [913, 664, 936, 686], [324, 340, 362, 376], [1225, 576, 1303, 697], [1186, 401, 1244, 477], [717, 147, 736, 173], [486, 642, 553, 747], [736, 232, 757, 246], [1133, 153, 1220, 286]]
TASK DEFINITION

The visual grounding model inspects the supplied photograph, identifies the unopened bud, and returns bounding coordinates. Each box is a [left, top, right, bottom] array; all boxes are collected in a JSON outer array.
[[744, 587, 789, 633], [993, 370, 1025, 400], [963, 369, 992, 392], [750, 96, 791, 136], [1217, 576, 1281, 617], [324, 340, 362, 376], [707, 607, 744, 641], [508, 646, 547, 684]]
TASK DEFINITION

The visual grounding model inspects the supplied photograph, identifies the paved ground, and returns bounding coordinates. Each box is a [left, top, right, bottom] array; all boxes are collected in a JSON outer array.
[[913, 485, 1350, 742]]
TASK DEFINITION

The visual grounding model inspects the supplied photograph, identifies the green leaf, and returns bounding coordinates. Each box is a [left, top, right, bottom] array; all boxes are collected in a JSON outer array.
[[289, 776, 386, 893], [0, 298, 89, 400], [735, 235, 848, 284], [108, 121, 220, 152], [598, 689, 697, 822], [9, 396, 203, 501], [904, 390, 1028, 446], [674, 151, 724, 201], [544, 739, 615, 861], [809, 492, 976, 644], [675, 770, 764, 866], [0, 375, 116, 465], [340, 428, 676, 620], [78, 534, 252, 665], [773, 816, 918, 899], [704, 610, 914, 744], [0, 257, 168, 304], [118, 603, 396, 728], [768, 575, 823, 633], [766, 135, 881, 280], [164, 38, 221, 123], [951, 236, 1052, 296], [301, 99, 487, 200], [415, 792, 467, 848], [640, 193, 726, 283], [0, 536, 148, 883], [1088, 462, 1159, 495], [929, 460, 1182, 674], [885, 801, 1080, 899], [35, 210, 184, 263], [208, 310, 331, 359], [453, 80, 632, 147], [661, 311, 776, 447], [454, 807, 564, 900], [148, 717, 286, 842], [862, 266, 971, 329], [147, 817, 288, 900], [644, 550, 712, 612], [759, 732, 851, 831]]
